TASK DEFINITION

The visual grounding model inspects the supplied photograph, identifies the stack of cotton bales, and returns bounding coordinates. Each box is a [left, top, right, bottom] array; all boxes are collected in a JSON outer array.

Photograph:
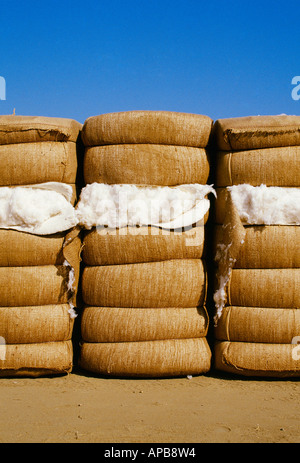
[[212, 115, 300, 377], [0, 115, 82, 377], [76, 110, 214, 377]]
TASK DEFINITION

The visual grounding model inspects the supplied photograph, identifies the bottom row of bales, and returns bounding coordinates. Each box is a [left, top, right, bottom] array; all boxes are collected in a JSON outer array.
[[0, 112, 299, 379]]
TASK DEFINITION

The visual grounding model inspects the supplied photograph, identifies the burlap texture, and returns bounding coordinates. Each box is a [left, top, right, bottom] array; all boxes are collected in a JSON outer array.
[[0, 230, 65, 266], [82, 225, 206, 265], [0, 115, 82, 145], [81, 306, 209, 343], [0, 341, 73, 377], [215, 146, 300, 187], [228, 268, 300, 308], [81, 111, 213, 147], [214, 224, 300, 269], [212, 115, 300, 151], [215, 306, 300, 343], [0, 265, 71, 307], [0, 304, 74, 343], [0, 142, 78, 186], [82, 259, 207, 308], [215, 341, 300, 377], [84, 144, 210, 186], [79, 338, 211, 377]]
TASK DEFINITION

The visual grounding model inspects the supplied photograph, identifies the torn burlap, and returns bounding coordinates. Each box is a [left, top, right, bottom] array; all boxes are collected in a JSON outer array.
[[0, 115, 82, 145], [212, 115, 300, 151], [79, 338, 211, 378], [213, 189, 246, 322]]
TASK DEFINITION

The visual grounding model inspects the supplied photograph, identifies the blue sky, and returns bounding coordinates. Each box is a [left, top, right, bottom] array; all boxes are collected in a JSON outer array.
[[1, 0, 300, 123]]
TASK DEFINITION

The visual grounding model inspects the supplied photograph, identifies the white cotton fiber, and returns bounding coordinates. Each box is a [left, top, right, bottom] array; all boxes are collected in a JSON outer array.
[[0, 183, 78, 234], [75, 183, 216, 229], [229, 184, 300, 225]]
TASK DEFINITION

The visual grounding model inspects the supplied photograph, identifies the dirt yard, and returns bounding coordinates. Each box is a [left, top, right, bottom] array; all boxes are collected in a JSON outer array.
[[0, 365, 299, 444]]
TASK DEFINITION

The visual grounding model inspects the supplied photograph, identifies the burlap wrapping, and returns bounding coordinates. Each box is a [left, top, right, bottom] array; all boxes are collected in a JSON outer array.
[[215, 306, 300, 343], [79, 338, 211, 377], [215, 341, 300, 377], [0, 265, 72, 307], [81, 111, 213, 147], [0, 230, 65, 266], [82, 259, 207, 308], [81, 306, 209, 343], [0, 142, 78, 186], [0, 115, 82, 145], [0, 341, 73, 377], [212, 115, 300, 151], [228, 268, 300, 308], [214, 224, 300, 268], [82, 225, 206, 265], [84, 144, 210, 186], [0, 304, 74, 343], [215, 146, 300, 187]]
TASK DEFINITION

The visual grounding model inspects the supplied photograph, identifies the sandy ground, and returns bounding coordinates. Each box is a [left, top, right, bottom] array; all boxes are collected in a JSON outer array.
[[0, 365, 299, 444]]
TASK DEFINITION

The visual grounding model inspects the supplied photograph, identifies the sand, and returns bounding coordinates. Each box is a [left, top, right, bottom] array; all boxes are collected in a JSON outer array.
[[0, 366, 299, 443]]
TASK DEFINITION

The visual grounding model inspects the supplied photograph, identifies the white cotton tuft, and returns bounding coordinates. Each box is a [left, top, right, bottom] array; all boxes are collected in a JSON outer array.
[[0, 183, 78, 234], [75, 183, 216, 230], [228, 184, 300, 225]]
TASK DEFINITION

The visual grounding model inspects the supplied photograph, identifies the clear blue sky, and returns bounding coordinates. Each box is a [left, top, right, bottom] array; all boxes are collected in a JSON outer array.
[[1, 0, 300, 124]]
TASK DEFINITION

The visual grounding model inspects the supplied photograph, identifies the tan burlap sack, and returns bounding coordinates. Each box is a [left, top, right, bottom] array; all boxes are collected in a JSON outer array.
[[81, 306, 209, 343], [213, 187, 228, 224], [214, 224, 300, 268], [82, 225, 206, 265], [84, 144, 210, 186], [0, 304, 74, 343], [0, 341, 73, 377], [0, 115, 82, 145], [81, 111, 213, 147], [215, 341, 300, 377], [215, 306, 300, 343], [0, 142, 78, 186], [0, 265, 72, 307], [215, 146, 300, 187], [79, 338, 211, 377], [0, 225, 81, 266], [0, 230, 65, 266], [82, 259, 207, 308], [228, 268, 300, 308], [212, 115, 300, 151]]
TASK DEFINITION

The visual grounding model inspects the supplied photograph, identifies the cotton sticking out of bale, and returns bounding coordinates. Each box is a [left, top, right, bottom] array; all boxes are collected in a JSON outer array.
[[0, 182, 78, 235], [228, 184, 300, 225], [75, 182, 215, 230]]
